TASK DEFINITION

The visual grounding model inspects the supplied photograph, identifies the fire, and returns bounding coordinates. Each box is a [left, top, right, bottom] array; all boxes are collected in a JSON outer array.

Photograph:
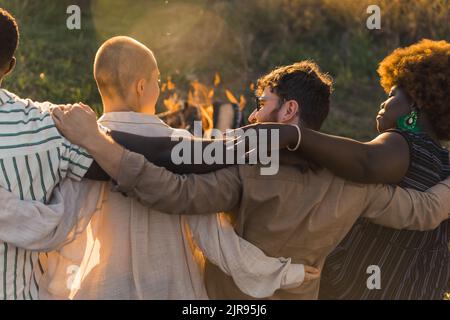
[[163, 93, 182, 112], [214, 72, 221, 87], [188, 80, 214, 131], [158, 72, 249, 132], [225, 90, 238, 105]]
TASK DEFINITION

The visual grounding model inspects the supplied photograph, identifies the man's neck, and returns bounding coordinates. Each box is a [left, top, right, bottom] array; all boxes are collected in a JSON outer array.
[[0, 69, 8, 87], [285, 116, 300, 126]]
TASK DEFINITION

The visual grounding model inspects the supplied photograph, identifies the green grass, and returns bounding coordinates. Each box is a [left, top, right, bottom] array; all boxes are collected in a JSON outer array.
[[1, 0, 449, 141], [0, 0, 101, 112]]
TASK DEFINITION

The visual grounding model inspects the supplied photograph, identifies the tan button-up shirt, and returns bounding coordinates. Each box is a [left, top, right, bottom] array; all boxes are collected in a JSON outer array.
[[116, 150, 450, 299]]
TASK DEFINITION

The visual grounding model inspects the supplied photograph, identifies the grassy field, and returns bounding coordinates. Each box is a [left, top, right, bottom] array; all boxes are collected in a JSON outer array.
[[1, 0, 449, 141]]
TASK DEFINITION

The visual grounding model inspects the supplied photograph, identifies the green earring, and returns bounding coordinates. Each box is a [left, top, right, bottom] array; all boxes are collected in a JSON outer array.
[[396, 110, 421, 133]]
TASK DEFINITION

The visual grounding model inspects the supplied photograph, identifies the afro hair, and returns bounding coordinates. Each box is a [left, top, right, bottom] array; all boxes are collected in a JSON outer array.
[[378, 39, 450, 140]]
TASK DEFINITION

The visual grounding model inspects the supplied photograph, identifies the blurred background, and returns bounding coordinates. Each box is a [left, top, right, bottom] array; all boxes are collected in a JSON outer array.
[[0, 0, 448, 140]]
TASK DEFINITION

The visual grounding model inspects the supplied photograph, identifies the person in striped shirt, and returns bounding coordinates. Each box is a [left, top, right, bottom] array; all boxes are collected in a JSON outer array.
[[0, 7, 94, 300]]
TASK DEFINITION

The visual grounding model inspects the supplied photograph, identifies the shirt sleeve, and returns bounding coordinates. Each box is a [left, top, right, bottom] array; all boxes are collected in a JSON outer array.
[[59, 138, 94, 181], [20, 99, 93, 181], [359, 177, 450, 230], [0, 180, 102, 251], [115, 150, 242, 215], [186, 214, 305, 298]]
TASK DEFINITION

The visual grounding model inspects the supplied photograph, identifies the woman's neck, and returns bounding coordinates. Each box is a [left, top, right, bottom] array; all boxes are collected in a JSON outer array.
[[418, 112, 440, 143], [104, 104, 136, 113], [102, 95, 137, 114]]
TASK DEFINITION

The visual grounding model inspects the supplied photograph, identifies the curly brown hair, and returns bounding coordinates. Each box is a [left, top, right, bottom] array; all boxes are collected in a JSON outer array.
[[377, 39, 450, 140], [257, 61, 333, 130]]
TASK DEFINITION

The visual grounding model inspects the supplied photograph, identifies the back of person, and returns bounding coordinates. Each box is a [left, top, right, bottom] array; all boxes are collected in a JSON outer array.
[[0, 89, 92, 299], [39, 111, 207, 299], [204, 164, 390, 299], [320, 130, 450, 300]]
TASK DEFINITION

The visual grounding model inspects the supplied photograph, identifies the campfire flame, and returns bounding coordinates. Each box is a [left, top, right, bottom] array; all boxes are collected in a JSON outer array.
[[159, 73, 249, 132]]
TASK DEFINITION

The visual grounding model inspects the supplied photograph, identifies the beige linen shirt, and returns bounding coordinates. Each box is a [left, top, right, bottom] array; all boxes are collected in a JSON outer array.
[[38, 112, 305, 300], [115, 150, 450, 300]]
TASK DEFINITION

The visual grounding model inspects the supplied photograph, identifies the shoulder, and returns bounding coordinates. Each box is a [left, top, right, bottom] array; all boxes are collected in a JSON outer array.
[[0, 89, 58, 116], [170, 128, 192, 138], [0, 89, 61, 136], [369, 130, 411, 161], [374, 130, 411, 146]]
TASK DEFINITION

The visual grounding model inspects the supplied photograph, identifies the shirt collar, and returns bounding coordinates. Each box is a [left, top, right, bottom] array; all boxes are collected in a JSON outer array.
[[98, 111, 169, 127]]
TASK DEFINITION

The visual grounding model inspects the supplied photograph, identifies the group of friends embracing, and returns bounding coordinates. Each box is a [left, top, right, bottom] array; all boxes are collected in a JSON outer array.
[[0, 7, 449, 300]]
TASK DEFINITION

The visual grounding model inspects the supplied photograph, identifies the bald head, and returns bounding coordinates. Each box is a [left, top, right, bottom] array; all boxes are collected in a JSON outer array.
[[94, 36, 157, 101]]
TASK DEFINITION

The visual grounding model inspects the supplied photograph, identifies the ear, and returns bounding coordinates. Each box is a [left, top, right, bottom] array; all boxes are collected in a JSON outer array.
[[281, 100, 299, 123], [4, 57, 16, 76], [136, 78, 146, 97]]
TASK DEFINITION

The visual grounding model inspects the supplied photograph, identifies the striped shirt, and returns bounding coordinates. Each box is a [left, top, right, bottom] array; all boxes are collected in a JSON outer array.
[[0, 89, 93, 300], [319, 129, 450, 300]]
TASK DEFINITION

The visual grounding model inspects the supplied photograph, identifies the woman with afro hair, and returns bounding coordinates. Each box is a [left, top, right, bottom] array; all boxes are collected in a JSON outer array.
[[275, 39, 450, 299]]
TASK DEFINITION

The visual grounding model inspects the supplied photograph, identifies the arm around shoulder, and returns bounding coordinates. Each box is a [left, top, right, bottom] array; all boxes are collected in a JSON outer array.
[[115, 150, 242, 215], [362, 176, 450, 231]]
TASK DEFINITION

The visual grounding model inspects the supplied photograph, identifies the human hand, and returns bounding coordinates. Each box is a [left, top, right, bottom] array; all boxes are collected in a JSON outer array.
[[303, 265, 321, 282], [51, 103, 101, 149], [236, 123, 301, 151]]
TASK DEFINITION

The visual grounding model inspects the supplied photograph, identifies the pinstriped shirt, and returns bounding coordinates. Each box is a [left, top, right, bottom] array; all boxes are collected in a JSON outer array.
[[0, 88, 93, 300], [319, 130, 450, 300]]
